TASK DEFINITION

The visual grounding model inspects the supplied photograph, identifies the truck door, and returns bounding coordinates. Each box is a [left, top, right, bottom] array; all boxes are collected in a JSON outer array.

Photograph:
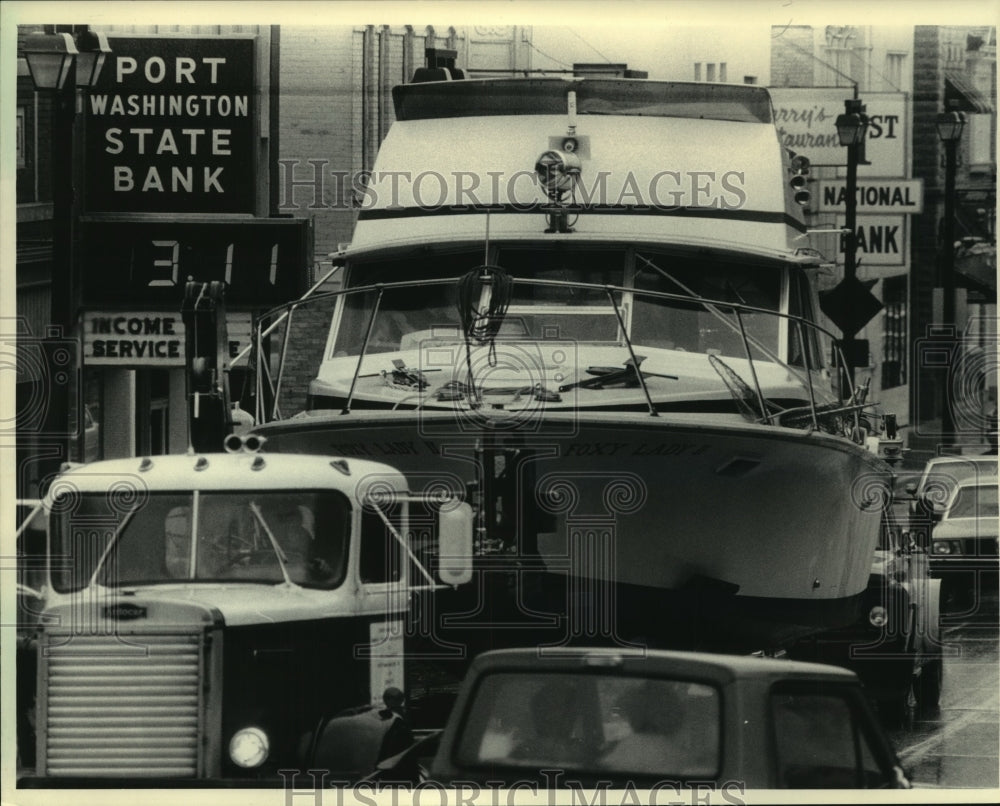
[[358, 499, 408, 705]]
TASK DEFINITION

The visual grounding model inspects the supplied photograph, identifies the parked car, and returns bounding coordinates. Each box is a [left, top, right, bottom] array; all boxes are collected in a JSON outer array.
[[930, 479, 999, 609], [906, 454, 998, 543], [790, 508, 942, 725], [371, 647, 911, 790]]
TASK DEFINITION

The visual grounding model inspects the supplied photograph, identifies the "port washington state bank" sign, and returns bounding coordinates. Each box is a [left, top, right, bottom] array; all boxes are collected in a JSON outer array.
[[84, 36, 256, 214]]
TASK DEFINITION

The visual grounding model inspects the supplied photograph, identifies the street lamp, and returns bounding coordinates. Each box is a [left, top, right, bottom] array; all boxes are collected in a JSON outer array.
[[21, 26, 111, 476], [834, 98, 869, 393], [23, 27, 111, 90], [73, 29, 111, 88], [936, 109, 967, 447], [22, 31, 77, 90]]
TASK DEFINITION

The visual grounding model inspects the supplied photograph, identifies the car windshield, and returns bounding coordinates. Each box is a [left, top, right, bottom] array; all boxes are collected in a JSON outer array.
[[51, 490, 351, 591], [455, 671, 720, 780], [920, 459, 998, 506], [946, 485, 999, 520], [334, 247, 785, 363]]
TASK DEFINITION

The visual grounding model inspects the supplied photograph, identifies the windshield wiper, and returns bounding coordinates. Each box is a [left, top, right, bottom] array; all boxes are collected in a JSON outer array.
[[248, 501, 294, 585], [89, 504, 141, 588], [558, 356, 678, 392]]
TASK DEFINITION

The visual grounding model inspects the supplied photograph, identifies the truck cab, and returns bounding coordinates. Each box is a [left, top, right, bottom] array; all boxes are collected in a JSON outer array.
[[17, 441, 472, 785], [377, 647, 911, 790]]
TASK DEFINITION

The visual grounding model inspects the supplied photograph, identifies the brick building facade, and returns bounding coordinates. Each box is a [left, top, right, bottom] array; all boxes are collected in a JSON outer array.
[[910, 26, 996, 450]]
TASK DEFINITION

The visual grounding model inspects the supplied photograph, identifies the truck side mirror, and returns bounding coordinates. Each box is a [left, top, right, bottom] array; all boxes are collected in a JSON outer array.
[[437, 502, 473, 586]]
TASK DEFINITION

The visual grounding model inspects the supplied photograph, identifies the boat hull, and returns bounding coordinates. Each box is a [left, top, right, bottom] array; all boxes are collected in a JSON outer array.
[[255, 410, 890, 649]]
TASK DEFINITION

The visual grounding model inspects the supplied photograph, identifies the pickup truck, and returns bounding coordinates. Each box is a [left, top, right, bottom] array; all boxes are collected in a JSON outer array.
[[371, 647, 912, 790]]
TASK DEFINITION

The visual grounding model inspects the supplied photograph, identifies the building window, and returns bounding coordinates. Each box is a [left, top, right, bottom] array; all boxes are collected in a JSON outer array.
[[694, 62, 701, 81], [706, 63, 716, 82], [881, 274, 907, 389], [885, 52, 906, 89], [968, 113, 994, 169], [719, 63, 727, 82], [136, 369, 171, 455], [17, 107, 26, 168], [821, 47, 853, 86]]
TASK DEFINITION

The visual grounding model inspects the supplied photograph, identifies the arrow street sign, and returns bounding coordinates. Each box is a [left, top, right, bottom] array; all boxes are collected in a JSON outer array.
[[819, 275, 885, 336]]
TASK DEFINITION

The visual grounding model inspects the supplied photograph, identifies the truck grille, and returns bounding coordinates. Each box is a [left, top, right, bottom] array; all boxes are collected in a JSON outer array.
[[40, 631, 205, 777]]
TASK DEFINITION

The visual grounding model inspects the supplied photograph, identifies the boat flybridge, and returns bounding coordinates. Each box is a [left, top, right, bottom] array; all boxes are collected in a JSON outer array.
[[248, 74, 894, 651]]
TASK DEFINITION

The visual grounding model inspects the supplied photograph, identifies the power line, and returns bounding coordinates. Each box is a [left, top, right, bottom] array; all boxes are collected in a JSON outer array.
[[773, 25, 902, 91], [525, 39, 573, 69], [565, 27, 614, 64]]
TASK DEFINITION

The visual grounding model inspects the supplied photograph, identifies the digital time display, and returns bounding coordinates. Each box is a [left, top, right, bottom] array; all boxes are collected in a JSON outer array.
[[79, 219, 313, 308]]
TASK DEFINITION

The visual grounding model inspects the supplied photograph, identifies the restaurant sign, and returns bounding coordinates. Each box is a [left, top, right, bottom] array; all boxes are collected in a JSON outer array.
[[768, 89, 906, 175], [84, 36, 256, 214]]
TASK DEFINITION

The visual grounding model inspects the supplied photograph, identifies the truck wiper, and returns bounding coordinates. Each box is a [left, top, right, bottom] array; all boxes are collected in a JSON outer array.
[[248, 501, 294, 585], [89, 504, 140, 588]]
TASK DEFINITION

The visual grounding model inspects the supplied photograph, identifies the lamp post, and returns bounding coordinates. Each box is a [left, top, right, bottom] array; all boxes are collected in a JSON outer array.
[[935, 109, 967, 447], [834, 97, 869, 393], [21, 26, 110, 475]]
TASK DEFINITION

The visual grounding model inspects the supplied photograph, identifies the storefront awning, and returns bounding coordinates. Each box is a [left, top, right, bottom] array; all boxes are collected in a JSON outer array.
[[954, 240, 997, 297], [945, 71, 995, 114]]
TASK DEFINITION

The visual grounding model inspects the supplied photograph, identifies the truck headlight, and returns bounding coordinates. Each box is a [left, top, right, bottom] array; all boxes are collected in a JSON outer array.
[[229, 727, 269, 768], [868, 605, 888, 628], [932, 541, 951, 555]]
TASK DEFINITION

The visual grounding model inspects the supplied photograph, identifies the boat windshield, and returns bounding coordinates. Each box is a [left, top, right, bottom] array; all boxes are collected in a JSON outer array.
[[50, 490, 351, 591], [333, 247, 786, 363]]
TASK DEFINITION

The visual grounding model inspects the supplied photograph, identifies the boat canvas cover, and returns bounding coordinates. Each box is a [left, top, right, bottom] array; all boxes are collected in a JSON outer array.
[[354, 86, 802, 256], [392, 79, 775, 123]]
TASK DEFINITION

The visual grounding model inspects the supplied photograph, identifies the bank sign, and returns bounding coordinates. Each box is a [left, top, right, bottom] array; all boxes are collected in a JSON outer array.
[[835, 215, 906, 266], [817, 179, 923, 214], [84, 36, 256, 213]]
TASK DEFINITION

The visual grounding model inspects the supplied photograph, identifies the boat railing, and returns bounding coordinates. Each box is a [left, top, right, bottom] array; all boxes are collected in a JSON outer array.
[[242, 275, 865, 437]]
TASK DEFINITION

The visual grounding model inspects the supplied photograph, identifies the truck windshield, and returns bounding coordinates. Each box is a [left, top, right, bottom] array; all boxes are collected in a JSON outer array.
[[51, 490, 350, 591], [456, 671, 720, 779]]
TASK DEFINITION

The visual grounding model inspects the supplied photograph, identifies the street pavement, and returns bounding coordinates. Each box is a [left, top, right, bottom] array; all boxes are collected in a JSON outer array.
[[890, 600, 999, 789]]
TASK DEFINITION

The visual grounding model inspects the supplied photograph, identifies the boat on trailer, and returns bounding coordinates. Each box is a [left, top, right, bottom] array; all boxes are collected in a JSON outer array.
[[249, 74, 893, 651]]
